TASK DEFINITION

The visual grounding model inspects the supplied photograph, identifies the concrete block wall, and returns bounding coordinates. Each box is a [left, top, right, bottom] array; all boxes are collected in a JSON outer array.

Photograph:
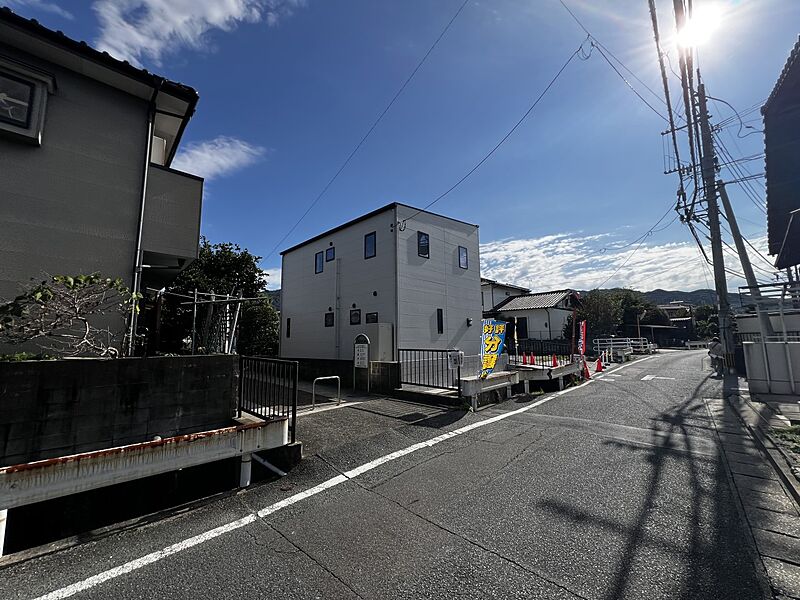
[[0, 355, 237, 467]]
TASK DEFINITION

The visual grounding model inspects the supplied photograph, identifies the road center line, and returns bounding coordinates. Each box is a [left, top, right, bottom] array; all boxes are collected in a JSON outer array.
[[31, 357, 654, 600]]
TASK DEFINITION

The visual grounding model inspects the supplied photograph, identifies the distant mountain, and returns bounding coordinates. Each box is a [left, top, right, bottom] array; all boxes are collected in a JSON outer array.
[[643, 288, 746, 309], [266, 289, 281, 311]]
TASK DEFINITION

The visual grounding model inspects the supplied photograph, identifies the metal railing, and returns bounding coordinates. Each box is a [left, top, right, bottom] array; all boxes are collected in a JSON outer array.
[[398, 348, 460, 393], [238, 356, 298, 444], [507, 339, 573, 368], [311, 376, 341, 410]]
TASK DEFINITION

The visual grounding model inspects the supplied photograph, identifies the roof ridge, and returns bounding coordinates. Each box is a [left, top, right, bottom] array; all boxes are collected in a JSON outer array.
[[764, 35, 800, 112]]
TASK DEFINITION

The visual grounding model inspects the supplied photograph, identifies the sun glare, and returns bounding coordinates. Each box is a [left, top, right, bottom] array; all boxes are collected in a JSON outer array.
[[676, 4, 724, 47]]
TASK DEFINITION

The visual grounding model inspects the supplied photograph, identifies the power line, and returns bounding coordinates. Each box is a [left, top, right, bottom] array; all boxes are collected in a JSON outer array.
[[559, 0, 668, 109], [590, 202, 676, 289], [591, 43, 670, 123], [263, 0, 470, 260], [707, 94, 764, 138], [400, 38, 588, 225], [718, 213, 776, 272], [559, 0, 670, 123]]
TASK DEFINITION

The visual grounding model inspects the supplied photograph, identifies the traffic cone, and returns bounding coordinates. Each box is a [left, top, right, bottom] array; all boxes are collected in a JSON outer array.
[[582, 359, 592, 380], [521, 353, 527, 365], [595, 356, 604, 372], [552, 354, 558, 368]]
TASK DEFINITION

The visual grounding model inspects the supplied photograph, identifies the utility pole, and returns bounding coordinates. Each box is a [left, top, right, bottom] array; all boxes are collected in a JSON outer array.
[[718, 182, 775, 340], [697, 82, 735, 371]]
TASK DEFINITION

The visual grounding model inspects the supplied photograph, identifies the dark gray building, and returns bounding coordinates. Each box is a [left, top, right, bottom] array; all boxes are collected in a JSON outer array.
[[763, 36, 800, 270], [0, 8, 203, 348]]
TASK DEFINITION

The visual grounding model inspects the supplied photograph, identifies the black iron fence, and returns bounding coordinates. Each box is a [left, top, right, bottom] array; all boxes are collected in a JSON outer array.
[[507, 339, 573, 368], [238, 356, 298, 443], [398, 348, 461, 394]]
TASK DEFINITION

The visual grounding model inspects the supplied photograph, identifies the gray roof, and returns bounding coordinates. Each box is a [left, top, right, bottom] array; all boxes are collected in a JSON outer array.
[[480, 277, 531, 293], [493, 290, 572, 311]]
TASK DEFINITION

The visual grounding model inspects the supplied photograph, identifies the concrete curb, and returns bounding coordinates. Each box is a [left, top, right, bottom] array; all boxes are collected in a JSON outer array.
[[726, 394, 800, 508]]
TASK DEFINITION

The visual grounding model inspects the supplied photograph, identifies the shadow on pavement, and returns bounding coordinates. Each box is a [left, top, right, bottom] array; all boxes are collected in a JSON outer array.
[[536, 373, 765, 599]]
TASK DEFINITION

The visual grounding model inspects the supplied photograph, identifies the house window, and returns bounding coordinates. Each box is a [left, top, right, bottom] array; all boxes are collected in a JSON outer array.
[[364, 232, 376, 259], [0, 72, 34, 128], [436, 308, 444, 335], [315, 251, 324, 274], [366, 312, 378, 324], [417, 231, 430, 258], [0, 63, 53, 144], [285, 318, 291, 338], [516, 317, 529, 340], [350, 309, 361, 325], [324, 312, 335, 327], [458, 246, 468, 269], [326, 247, 335, 262]]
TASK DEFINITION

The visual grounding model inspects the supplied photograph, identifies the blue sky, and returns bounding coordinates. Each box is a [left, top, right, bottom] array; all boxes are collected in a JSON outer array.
[[7, 0, 799, 292]]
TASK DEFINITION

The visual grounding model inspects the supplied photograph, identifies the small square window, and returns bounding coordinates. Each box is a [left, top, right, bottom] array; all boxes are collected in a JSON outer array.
[[417, 231, 430, 258], [458, 246, 468, 269], [315, 251, 324, 274], [350, 309, 361, 325], [364, 232, 376, 259], [366, 312, 378, 324], [0, 72, 34, 128], [324, 312, 335, 327], [326, 247, 335, 261]]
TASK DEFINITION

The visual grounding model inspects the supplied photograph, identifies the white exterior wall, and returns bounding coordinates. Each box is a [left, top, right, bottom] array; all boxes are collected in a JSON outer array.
[[280, 210, 397, 360], [497, 307, 572, 340], [395, 205, 482, 356], [481, 283, 525, 311]]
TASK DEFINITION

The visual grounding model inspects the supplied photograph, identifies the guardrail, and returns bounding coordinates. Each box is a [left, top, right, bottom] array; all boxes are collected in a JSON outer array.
[[311, 376, 341, 410], [398, 348, 461, 394], [507, 339, 573, 368], [239, 356, 298, 444]]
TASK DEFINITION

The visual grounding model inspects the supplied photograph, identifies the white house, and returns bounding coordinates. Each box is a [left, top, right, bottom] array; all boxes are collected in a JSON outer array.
[[490, 290, 576, 341], [480, 277, 531, 313], [279, 203, 482, 362]]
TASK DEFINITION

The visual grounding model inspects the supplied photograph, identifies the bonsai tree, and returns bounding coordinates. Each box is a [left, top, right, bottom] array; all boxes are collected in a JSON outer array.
[[0, 273, 139, 358]]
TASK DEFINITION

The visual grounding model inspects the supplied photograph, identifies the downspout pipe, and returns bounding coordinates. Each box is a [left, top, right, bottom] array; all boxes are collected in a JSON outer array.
[[127, 79, 163, 356]]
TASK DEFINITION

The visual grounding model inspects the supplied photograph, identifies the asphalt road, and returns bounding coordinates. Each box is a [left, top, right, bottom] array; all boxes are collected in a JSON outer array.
[[1, 350, 773, 599]]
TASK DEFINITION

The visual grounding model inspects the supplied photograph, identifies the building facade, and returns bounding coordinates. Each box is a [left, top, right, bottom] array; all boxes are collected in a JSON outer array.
[[280, 203, 482, 361], [0, 9, 203, 348], [490, 290, 576, 341], [480, 277, 531, 312], [763, 36, 800, 270]]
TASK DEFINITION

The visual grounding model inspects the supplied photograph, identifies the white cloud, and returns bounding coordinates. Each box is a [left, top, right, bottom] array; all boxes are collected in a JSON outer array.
[[262, 268, 281, 290], [480, 231, 775, 293], [6, 0, 74, 19], [171, 136, 266, 179], [92, 0, 305, 66]]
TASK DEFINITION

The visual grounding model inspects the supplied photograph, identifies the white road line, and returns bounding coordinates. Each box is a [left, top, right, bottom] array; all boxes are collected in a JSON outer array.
[[31, 357, 656, 600]]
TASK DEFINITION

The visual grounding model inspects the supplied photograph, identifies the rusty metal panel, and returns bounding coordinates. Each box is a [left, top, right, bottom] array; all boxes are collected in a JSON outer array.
[[0, 418, 287, 509]]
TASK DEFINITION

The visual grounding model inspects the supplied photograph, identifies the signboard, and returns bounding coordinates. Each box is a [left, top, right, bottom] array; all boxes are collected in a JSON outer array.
[[480, 319, 507, 379], [354, 343, 369, 369], [448, 350, 464, 370], [578, 320, 587, 356]]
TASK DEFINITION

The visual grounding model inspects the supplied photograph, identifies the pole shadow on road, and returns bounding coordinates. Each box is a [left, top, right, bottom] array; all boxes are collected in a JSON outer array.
[[535, 374, 765, 600]]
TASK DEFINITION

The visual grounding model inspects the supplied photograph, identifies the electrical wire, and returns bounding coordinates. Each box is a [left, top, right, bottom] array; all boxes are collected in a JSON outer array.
[[591, 43, 670, 123], [400, 38, 588, 225], [559, 0, 670, 123], [706, 94, 764, 138], [718, 213, 776, 273], [559, 0, 668, 110], [262, 0, 470, 260], [589, 202, 676, 289]]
